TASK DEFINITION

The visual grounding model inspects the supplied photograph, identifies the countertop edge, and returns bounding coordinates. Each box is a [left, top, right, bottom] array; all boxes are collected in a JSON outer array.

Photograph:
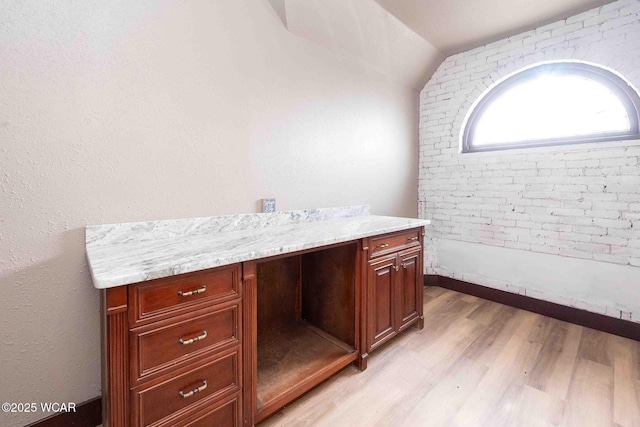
[[89, 218, 430, 290]]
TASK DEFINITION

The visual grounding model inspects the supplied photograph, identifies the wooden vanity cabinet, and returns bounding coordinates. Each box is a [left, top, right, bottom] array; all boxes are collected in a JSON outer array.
[[366, 254, 398, 349], [397, 248, 422, 331], [101, 227, 424, 427], [102, 264, 243, 427], [362, 228, 424, 365]]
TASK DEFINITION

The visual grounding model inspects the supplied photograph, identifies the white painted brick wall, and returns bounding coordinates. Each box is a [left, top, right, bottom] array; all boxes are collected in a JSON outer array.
[[419, 0, 640, 273]]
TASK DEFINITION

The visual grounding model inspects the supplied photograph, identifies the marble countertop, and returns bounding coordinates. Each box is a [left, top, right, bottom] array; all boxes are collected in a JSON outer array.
[[86, 206, 430, 289]]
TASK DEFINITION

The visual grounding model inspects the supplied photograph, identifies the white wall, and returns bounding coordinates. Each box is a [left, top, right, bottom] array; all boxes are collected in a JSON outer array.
[[0, 1, 427, 425], [419, 0, 640, 321]]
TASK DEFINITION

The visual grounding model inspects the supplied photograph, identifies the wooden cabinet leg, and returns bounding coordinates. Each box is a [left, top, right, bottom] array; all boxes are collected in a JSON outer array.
[[357, 353, 368, 371], [417, 316, 424, 330]]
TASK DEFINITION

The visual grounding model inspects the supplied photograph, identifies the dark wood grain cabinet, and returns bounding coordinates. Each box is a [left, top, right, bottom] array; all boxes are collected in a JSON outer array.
[[397, 248, 422, 331], [363, 229, 424, 365], [103, 265, 243, 427], [102, 228, 424, 427], [367, 254, 398, 349]]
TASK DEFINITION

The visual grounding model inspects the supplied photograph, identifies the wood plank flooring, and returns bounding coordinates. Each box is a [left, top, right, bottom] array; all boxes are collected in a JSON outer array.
[[259, 286, 640, 427]]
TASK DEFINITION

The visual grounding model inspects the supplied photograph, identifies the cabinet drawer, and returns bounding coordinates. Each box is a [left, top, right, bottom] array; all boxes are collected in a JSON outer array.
[[131, 302, 241, 384], [369, 229, 420, 258], [173, 393, 241, 427], [131, 349, 241, 427], [130, 264, 241, 325]]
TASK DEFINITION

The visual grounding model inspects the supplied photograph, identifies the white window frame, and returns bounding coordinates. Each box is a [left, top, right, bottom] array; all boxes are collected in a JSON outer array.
[[461, 62, 640, 153]]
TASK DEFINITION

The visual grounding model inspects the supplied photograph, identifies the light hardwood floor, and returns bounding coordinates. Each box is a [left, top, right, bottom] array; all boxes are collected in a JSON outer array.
[[259, 286, 640, 427]]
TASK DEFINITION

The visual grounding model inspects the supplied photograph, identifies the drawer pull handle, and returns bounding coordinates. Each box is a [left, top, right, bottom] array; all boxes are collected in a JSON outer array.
[[178, 286, 207, 297], [179, 331, 207, 345], [407, 237, 418, 242], [179, 380, 207, 399], [376, 243, 389, 249]]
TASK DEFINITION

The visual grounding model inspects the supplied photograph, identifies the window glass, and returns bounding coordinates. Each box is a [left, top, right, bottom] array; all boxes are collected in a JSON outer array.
[[462, 63, 640, 152]]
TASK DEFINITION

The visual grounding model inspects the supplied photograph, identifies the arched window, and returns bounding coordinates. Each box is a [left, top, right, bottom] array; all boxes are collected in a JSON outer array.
[[462, 62, 640, 153]]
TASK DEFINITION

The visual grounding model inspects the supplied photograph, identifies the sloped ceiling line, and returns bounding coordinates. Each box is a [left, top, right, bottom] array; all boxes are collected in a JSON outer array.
[[267, 0, 616, 87], [266, 0, 443, 90]]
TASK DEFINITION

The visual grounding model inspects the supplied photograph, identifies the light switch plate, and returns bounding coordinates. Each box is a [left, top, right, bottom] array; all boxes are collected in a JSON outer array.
[[262, 198, 276, 213]]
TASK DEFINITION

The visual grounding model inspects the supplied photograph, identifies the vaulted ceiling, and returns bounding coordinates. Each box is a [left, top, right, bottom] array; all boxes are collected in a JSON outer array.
[[267, 0, 616, 89], [372, 0, 615, 54]]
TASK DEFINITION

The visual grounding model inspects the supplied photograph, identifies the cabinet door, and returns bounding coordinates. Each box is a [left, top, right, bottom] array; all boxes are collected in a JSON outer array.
[[367, 255, 397, 351], [397, 249, 422, 331]]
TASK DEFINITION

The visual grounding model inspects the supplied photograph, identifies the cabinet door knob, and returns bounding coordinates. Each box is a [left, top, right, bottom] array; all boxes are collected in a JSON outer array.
[[178, 330, 208, 345], [179, 380, 208, 399], [178, 285, 207, 297], [394, 265, 399, 272]]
